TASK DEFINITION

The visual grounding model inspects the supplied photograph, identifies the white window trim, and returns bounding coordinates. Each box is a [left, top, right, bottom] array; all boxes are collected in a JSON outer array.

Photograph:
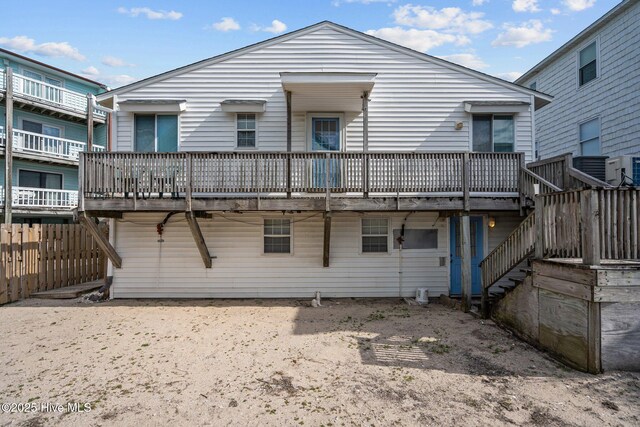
[[133, 113, 181, 152], [578, 116, 601, 156], [20, 118, 64, 138], [306, 112, 346, 152], [20, 67, 64, 88], [576, 37, 600, 90], [235, 113, 259, 150], [360, 217, 392, 255], [261, 217, 294, 256], [17, 168, 64, 189], [469, 114, 517, 153]]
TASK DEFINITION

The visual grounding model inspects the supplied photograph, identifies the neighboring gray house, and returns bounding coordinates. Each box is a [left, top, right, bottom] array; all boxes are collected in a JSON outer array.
[[517, 0, 639, 185]]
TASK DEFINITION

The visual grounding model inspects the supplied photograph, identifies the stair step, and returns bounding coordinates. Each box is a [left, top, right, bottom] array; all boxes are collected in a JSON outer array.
[[519, 267, 532, 274], [508, 277, 525, 284], [499, 285, 516, 292]]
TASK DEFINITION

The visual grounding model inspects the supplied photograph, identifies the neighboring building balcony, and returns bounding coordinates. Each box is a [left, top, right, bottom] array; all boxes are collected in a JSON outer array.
[[0, 70, 106, 123], [79, 151, 540, 213], [0, 127, 105, 165], [0, 186, 78, 211]]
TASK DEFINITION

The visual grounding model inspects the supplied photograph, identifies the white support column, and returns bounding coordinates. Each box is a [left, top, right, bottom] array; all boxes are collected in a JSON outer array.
[[4, 67, 13, 224]]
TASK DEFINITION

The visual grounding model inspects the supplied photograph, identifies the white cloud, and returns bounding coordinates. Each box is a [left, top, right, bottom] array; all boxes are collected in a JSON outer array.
[[366, 27, 470, 52], [512, 0, 541, 13], [252, 19, 288, 34], [210, 17, 241, 32], [494, 71, 523, 81], [101, 56, 134, 67], [492, 20, 553, 48], [117, 7, 182, 20], [438, 53, 488, 69], [103, 74, 138, 87], [0, 36, 85, 61], [550, 8, 562, 14], [472, 0, 488, 5], [392, 5, 493, 35], [81, 66, 100, 77], [563, 0, 596, 12]]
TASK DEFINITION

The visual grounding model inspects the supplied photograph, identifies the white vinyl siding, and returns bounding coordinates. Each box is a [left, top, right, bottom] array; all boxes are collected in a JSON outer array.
[[519, 1, 640, 159], [113, 26, 534, 161], [111, 212, 451, 298]]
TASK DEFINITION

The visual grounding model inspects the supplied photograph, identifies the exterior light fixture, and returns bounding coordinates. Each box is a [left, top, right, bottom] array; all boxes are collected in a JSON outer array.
[[488, 217, 496, 228]]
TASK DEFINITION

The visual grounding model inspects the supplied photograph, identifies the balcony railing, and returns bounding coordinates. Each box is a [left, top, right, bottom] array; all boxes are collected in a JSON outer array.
[[0, 128, 105, 162], [1, 70, 106, 119], [0, 186, 78, 209], [81, 151, 523, 200]]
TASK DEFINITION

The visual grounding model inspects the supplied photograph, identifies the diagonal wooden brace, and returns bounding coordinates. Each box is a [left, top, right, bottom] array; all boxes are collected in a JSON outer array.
[[185, 211, 213, 268], [79, 213, 122, 268]]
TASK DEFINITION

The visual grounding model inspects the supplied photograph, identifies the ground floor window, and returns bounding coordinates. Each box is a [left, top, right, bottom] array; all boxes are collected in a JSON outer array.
[[264, 219, 291, 254], [362, 218, 389, 253], [579, 117, 600, 156]]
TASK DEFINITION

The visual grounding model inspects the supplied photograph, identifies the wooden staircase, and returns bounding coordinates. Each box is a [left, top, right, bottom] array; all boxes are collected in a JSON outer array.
[[479, 155, 615, 317]]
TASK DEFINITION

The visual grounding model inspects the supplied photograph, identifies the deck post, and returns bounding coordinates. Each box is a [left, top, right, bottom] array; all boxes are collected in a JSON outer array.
[[519, 153, 526, 214], [462, 152, 470, 212], [286, 90, 292, 198], [562, 153, 572, 189], [323, 212, 331, 267], [79, 213, 122, 268], [362, 91, 369, 198], [460, 213, 472, 312], [534, 193, 544, 259], [185, 211, 212, 268], [325, 152, 331, 212], [581, 189, 601, 266], [86, 94, 94, 151], [4, 67, 13, 224], [186, 153, 192, 212], [78, 153, 85, 212]]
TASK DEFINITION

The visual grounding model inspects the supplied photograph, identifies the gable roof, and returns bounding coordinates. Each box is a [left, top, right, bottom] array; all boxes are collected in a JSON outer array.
[[98, 21, 552, 107], [0, 47, 108, 90], [516, 0, 634, 84]]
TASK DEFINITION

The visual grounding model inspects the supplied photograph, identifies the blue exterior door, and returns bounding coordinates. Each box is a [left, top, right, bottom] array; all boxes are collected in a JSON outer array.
[[311, 117, 341, 188], [450, 216, 484, 296]]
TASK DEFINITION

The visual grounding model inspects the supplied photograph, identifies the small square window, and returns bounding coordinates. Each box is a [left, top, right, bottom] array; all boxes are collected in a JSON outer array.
[[264, 219, 291, 253], [362, 218, 389, 253], [237, 113, 256, 148], [579, 42, 597, 86], [529, 82, 537, 91]]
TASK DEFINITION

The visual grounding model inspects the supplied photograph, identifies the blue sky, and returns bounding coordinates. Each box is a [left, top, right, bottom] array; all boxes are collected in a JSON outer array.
[[0, 0, 620, 87]]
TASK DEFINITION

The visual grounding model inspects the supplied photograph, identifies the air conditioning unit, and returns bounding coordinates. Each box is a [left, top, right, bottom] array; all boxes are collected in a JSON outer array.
[[605, 156, 640, 186]]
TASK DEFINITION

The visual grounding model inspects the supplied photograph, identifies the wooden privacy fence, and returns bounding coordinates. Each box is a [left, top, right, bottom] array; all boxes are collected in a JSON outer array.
[[1, 224, 106, 304]]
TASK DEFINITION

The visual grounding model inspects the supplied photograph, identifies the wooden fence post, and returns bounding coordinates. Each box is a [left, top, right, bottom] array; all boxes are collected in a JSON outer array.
[[581, 189, 601, 266]]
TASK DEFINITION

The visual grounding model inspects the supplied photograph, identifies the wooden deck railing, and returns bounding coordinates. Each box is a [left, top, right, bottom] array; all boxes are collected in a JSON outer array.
[[481, 188, 640, 293], [527, 153, 611, 190], [81, 151, 523, 200]]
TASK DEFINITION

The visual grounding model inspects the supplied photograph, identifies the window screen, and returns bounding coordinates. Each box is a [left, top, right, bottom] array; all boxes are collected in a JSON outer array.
[[135, 114, 178, 152], [264, 219, 291, 253], [579, 118, 600, 156], [237, 113, 256, 148], [393, 229, 438, 249], [362, 218, 388, 253], [579, 42, 597, 86], [493, 116, 514, 152]]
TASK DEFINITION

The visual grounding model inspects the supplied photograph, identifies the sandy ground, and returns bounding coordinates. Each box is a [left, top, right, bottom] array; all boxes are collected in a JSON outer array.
[[0, 298, 638, 427]]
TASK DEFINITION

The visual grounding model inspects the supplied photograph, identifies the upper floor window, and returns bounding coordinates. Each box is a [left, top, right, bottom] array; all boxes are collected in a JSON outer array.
[[579, 42, 597, 86], [472, 115, 515, 153], [19, 170, 62, 189], [134, 114, 178, 152], [237, 113, 256, 148], [22, 69, 62, 87], [579, 118, 600, 156]]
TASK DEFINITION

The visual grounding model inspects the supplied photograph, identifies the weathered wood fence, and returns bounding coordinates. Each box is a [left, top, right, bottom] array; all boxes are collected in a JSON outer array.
[[481, 188, 640, 290], [527, 153, 611, 190], [1, 224, 106, 304]]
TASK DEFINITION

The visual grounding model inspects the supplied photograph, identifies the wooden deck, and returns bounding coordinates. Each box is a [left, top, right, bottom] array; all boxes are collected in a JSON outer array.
[[80, 151, 531, 213]]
